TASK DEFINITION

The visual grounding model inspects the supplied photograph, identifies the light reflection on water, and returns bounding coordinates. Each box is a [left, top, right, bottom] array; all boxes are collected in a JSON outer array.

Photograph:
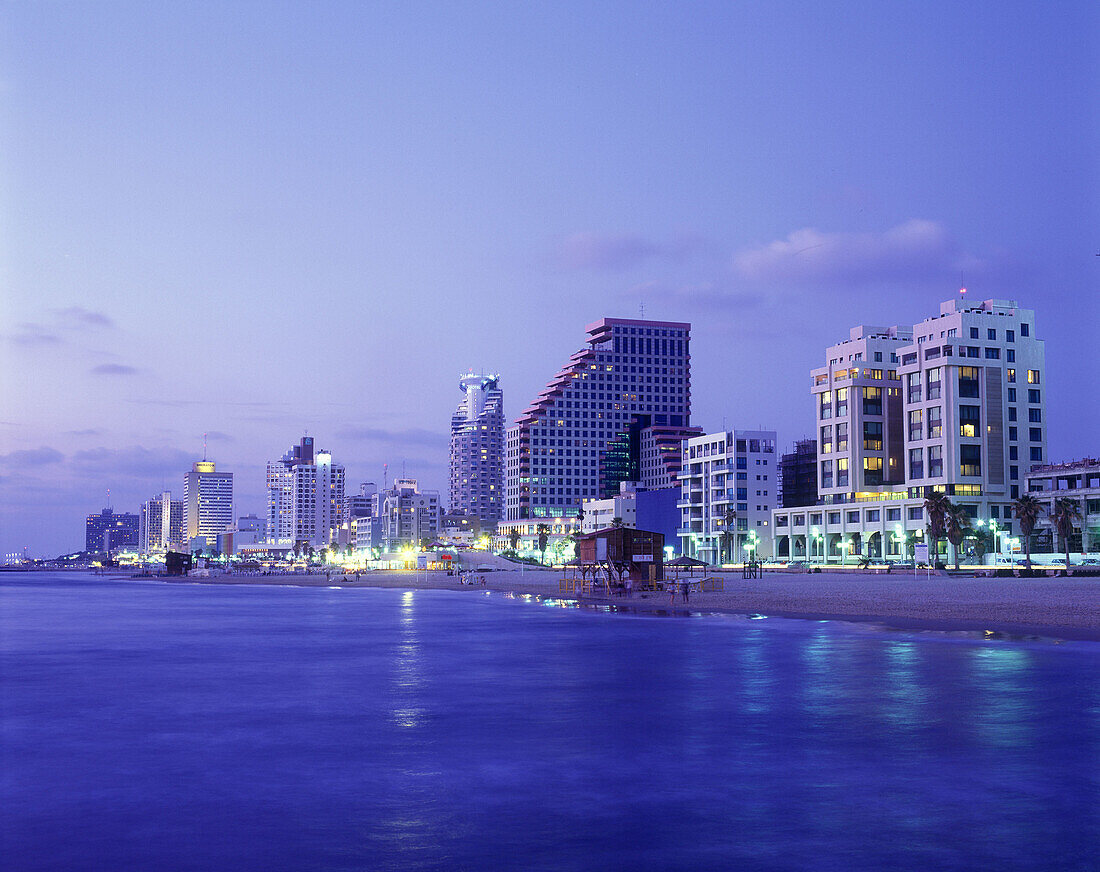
[[1, 574, 1097, 872]]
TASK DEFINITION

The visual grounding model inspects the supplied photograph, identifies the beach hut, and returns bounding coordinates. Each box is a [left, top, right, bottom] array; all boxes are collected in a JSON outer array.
[[573, 527, 665, 593]]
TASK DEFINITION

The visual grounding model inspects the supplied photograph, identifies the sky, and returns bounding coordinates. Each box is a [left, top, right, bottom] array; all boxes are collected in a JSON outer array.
[[1, 1, 1097, 557]]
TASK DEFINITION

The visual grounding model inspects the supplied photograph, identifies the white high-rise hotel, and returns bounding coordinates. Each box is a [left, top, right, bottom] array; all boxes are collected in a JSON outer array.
[[266, 436, 346, 549], [504, 318, 691, 531], [183, 460, 234, 546], [449, 373, 504, 527], [773, 297, 1045, 561]]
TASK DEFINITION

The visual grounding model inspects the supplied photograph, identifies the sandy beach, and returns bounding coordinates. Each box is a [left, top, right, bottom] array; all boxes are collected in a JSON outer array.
[[164, 567, 1100, 641]]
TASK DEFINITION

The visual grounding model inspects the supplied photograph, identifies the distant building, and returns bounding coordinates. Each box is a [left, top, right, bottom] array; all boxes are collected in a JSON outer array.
[[450, 373, 505, 528], [678, 429, 778, 563], [85, 508, 140, 553], [140, 491, 184, 553], [440, 510, 481, 545], [1025, 458, 1099, 556], [183, 460, 234, 547], [779, 439, 818, 508], [220, 514, 266, 555], [373, 478, 440, 551], [343, 482, 377, 525], [336, 482, 377, 548], [266, 437, 346, 548]]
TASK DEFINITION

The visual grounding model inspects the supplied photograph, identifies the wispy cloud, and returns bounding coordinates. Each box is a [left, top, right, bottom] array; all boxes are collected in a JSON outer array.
[[8, 323, 62, 345], [204, 430, 235, 442], [53, 307, 114, 328], [90, 363, 139, 376], [617, 279, 766, 312], [552, 231, 705, 272], [336, 426, 447, 448], [0, 446, 65, 467], [64, 428, 102, 436], [69, 446, 196, 479], [733, 219, 982, 286]]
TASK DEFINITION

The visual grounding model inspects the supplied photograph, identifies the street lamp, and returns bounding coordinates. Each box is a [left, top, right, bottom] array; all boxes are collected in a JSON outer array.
[[811, 526, 823, 565], [891, 523, 907, 563], [841, 538, 850, 565]]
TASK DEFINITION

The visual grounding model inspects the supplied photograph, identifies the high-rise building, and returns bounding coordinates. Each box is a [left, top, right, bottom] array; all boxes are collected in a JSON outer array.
[[774, 297, 1045, 562], [450, 373, 504, 527], [373, 479, 440, 551], [266, 437, 346, 548], [779, 439, 818, 508], [183, 460, 234, 546], [85, 508, 140, 553], [140, 491, 184, 554], [504, 318, 692, 530], [678, 429, 777, 563]]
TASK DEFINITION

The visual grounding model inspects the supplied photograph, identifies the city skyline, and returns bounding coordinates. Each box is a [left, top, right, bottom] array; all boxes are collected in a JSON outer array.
[[2, 3, 1097, 555]]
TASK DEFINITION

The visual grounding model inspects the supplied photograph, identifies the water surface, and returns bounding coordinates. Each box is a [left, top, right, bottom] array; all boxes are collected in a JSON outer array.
[[1, 573, 1097, 871]]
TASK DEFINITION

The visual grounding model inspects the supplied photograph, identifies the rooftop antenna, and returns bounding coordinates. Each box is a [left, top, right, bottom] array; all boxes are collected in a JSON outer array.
[[383, 462, 388, 492], [639, 300, 645, 319], [106, 487, 111, 510], [959, 272, 967, 298], [202, 432, 207, 462]]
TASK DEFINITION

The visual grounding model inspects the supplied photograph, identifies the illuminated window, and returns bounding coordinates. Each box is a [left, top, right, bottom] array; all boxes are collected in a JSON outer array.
[[960, 444, 981, 477], [959, 405, 980, 438], [1027, 370, 1040, 384]]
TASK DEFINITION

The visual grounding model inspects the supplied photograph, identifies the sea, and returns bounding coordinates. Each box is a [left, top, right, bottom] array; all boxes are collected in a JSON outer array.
[[1, 572, 1097, 871]]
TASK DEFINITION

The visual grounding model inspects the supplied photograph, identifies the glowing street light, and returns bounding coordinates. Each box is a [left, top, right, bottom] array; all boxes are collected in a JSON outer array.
[[891, 523, 907, 562]]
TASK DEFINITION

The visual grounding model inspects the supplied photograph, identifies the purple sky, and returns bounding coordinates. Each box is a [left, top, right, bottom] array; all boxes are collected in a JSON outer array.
[[2, 2, 1097, 556]]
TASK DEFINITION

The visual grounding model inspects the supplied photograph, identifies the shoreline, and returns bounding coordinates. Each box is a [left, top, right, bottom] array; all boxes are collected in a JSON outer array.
[[150, 568, 1100, 643]]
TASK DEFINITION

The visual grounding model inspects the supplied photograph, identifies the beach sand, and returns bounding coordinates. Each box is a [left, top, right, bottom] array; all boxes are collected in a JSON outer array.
[[165, 567, 1100, 641]]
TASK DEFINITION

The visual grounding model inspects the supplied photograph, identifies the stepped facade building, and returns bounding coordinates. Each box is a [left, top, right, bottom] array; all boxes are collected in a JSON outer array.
[[502, 318, 692, 543]]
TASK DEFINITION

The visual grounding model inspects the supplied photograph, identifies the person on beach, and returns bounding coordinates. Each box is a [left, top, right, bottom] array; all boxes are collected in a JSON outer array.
[[681, 580, 689, 604]]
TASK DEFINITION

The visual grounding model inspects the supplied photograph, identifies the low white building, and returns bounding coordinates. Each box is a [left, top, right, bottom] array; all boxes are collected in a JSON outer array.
[[678, 429, 777, 563], [581, 489, 637, 533]]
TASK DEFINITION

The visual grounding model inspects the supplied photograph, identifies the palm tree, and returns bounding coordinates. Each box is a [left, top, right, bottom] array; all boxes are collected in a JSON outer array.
[[1050, 498, 1082, 570], [508, 528, 520, 552], [923, 491, 951, 566], [721, 507, 737, 565], [610, 516, 624, 529], [1012, 494, 1043, 571], [536, 524, 550, 564], [944, 502, 972, 571]]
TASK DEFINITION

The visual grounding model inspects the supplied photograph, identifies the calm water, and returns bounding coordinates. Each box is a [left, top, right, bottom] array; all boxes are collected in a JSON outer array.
[[1, 574, 1097, 871]]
